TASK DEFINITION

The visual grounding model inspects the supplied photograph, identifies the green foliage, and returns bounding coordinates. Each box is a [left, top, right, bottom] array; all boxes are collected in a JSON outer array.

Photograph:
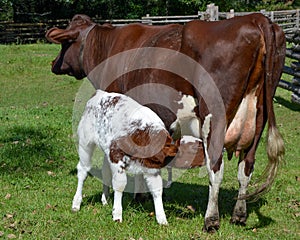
[[0, 0, 298, 22], [0, 0, 13, 21], [255, 0, 294, 10]]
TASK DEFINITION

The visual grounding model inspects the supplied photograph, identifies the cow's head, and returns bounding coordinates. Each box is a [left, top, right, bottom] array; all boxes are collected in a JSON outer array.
[[46, 14, 95, 79]]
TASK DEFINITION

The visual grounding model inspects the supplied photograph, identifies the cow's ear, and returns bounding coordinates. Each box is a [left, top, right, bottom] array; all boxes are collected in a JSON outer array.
[[45, 27, 79, 44]]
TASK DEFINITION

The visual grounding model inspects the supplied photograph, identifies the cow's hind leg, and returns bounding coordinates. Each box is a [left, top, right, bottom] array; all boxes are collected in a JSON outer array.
[[72, 143, 95, 211], [204, 158, 224, 232], [231, 153, 252, 225]]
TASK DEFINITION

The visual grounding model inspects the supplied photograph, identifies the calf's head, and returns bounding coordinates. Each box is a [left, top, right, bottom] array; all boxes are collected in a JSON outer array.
[[110, 130, 178, 169], [171, 136, 205, 168], [46, 14, 95, 79]]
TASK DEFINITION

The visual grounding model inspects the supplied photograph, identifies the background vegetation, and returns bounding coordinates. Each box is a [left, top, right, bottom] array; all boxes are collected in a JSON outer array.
[[0, 43, 299, 239], [0, 0, 300, 22]]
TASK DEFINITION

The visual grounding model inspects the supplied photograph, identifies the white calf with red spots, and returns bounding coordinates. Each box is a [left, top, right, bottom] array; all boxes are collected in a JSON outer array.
[[72, 90, 177, 225]]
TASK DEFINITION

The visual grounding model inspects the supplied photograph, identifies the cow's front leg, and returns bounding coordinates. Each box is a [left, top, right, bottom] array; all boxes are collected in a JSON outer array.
[[230, 156, 252, 225], [204, 159, 224, 232]]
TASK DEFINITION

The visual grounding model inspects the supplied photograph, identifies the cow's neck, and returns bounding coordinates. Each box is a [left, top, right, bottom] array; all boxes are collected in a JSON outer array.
[[79, 24, 96, 74]]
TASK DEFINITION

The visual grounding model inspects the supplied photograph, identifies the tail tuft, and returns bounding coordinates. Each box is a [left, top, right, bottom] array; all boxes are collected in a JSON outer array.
[[240, 126, 284, 202]]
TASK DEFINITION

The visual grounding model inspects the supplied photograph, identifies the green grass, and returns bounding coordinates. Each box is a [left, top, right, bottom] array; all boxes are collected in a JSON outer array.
[[0, 44, 300, 239]]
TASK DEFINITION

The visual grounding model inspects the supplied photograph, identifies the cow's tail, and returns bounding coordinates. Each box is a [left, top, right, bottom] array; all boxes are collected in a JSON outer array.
[[246, 17, 285, 201]]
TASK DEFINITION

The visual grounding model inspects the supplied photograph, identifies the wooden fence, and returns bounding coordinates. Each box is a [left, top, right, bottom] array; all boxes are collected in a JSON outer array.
[[0, 6, 299, 43], [281, 32, 300, 104]]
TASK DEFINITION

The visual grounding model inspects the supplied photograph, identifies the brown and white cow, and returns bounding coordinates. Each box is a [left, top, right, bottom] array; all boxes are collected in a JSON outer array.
[[46, 13, 285, 232]]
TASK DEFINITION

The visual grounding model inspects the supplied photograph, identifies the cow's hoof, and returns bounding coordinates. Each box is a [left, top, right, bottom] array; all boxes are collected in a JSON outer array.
[[203, 217, 220, 233], [230, 215, 247, 226]]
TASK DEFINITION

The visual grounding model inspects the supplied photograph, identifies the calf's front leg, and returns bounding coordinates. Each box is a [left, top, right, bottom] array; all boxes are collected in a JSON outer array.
[[143, 172, 168, 225]]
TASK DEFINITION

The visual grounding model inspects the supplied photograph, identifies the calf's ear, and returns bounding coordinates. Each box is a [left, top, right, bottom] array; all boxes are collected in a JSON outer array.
[[45, 27, 79, 44], [163, 143, 178, 157]]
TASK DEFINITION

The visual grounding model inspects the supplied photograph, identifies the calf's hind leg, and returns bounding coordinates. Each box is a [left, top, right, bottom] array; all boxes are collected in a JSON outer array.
[[72, 143, 95, 211], [101, 155, 112, 205], [110, 161, 127, 222]]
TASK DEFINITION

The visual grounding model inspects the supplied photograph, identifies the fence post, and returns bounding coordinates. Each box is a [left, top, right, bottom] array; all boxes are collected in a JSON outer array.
[[206, 3, 218, 21], [197, 11, 202, 19], [270, 11, 274, 21], [227, 9, 235, 19], [142, 14, 152, 25]]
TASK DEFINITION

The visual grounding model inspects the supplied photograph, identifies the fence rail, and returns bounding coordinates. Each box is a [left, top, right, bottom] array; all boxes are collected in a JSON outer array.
[[1, 8, 300, 43], [280, 31, 300, 104]]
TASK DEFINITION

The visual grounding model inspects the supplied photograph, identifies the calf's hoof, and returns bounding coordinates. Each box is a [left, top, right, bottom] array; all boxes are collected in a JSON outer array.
[[203, 217, 220, 233], [156, 215, 168, 226], [112, 209, 122, 223], [72, 206, 80, 212]]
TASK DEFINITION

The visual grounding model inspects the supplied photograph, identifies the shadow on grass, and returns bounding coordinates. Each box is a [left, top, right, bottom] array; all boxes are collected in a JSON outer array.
[[274, 96, 300, 112], [80, 177, 272, 230], [0, 126, 64, 173], [246, 202, 274, 229]]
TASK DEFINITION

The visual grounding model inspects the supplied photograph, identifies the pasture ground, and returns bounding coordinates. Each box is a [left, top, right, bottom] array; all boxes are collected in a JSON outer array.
[[0, 44, 299, 239]]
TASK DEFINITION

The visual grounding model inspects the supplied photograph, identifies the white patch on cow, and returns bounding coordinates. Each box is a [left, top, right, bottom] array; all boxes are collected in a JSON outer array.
[[170, 94, 200, 139], [231, 158, 253, 223], [202, 114, 223, 226], [205, 156, 224, 225], [237, 159, 252, 197], [225, 87, 258, 153], [180, 135, 202, 144], [202, 113, 212, 142]]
